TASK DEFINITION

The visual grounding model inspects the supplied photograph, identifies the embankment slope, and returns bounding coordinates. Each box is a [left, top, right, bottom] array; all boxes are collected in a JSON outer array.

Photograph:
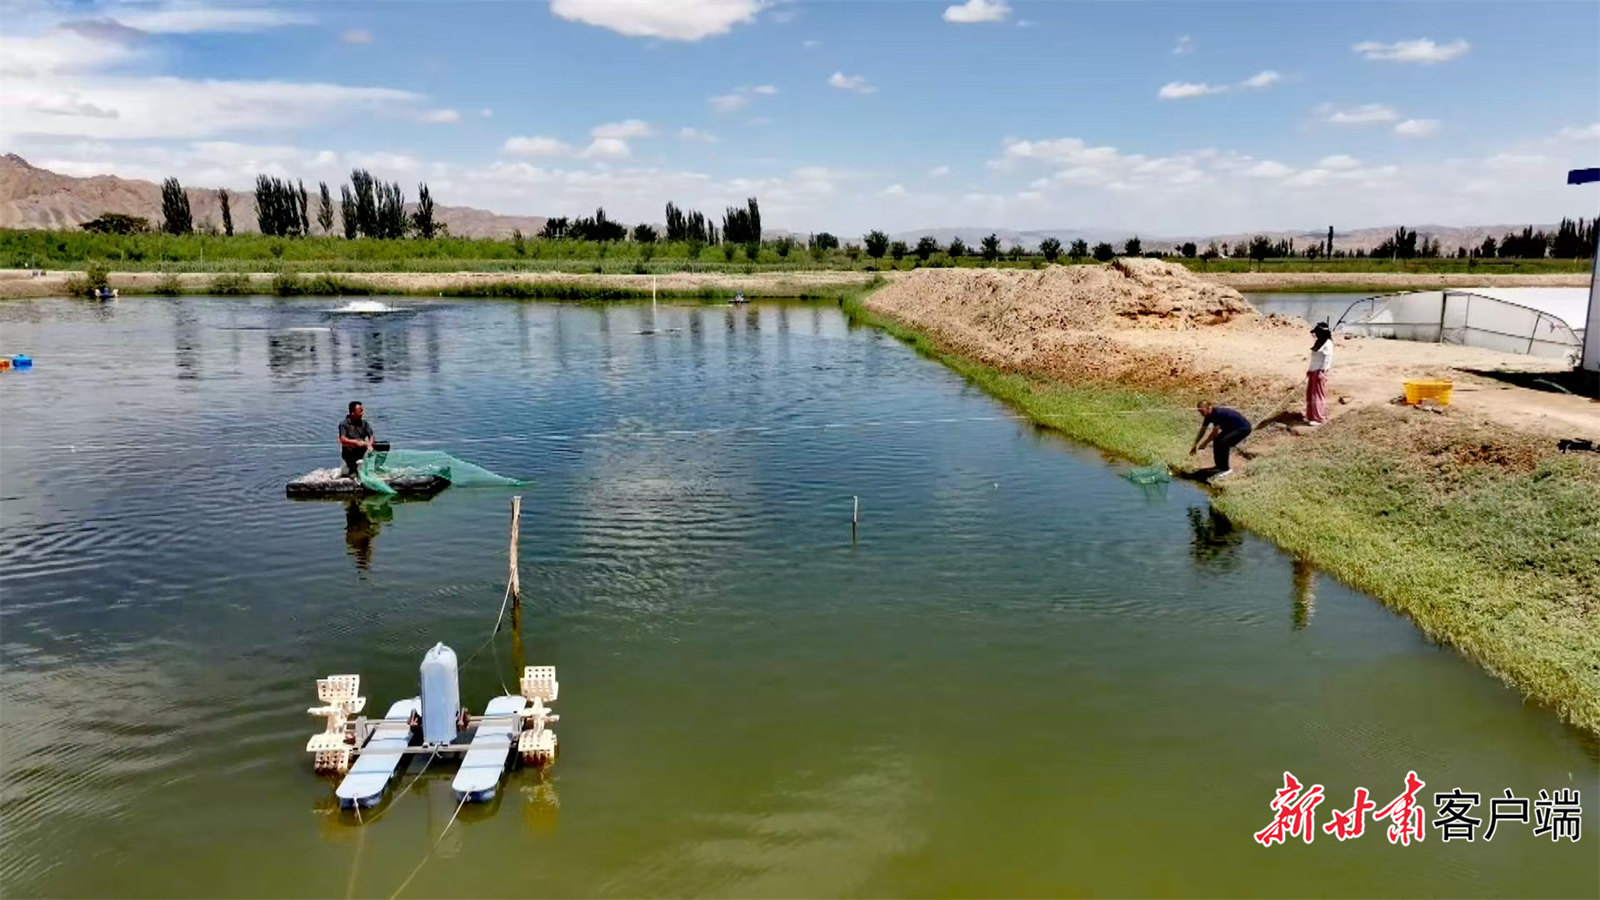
[[859, 259, 1600, 732]]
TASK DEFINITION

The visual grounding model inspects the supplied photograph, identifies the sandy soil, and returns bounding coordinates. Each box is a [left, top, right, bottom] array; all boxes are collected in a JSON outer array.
[[1201, 271, 1591, 290], [865, 259, 1598, 441], [0, 268, 886, 299]]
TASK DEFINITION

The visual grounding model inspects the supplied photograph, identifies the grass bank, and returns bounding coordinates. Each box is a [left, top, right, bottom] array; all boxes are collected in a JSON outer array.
[[843, 291, 1600, 734], [4, 230, 1590, 279], [32, 270, 878, 302]]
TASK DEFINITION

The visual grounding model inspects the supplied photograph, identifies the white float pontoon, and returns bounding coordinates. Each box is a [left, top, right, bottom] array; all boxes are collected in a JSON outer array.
[[306, 644, 560, 812]]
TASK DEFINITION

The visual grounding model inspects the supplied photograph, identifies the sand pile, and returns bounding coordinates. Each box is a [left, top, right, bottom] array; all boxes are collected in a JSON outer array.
[[863, 259, 1281, 391]]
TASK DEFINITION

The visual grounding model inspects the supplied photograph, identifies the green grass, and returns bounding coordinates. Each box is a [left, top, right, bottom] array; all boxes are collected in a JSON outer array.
[[7, 229, 1587, 278], [1176, 256, 1589, 276], [86, 271, 878, 303], [843, 290, 1600, 733]]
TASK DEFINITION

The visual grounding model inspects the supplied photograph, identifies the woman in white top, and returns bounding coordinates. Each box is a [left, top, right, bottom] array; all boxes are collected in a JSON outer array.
[[1306, 322, 1333, 425]]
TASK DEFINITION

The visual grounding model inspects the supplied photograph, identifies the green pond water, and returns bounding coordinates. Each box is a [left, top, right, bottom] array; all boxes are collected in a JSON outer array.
[[0, 296, 1594, 898]]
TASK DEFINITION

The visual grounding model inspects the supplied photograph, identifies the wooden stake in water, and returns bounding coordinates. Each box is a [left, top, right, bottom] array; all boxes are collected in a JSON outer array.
[[853, 495, 859, 525], [509, 495, 522, 610]]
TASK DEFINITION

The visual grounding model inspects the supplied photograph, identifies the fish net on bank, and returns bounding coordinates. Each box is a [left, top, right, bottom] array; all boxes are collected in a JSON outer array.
[[357, 449, 527, 495]]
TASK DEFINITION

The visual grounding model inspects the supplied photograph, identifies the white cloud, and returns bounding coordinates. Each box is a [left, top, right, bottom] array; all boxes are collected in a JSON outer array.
[[679, 127, 718, 142], [418, 108, 461, 124], [113, 3, 314, 33], [828, 72, 876, 94], [549, 0, 762, 41], [1159, 81, 1226, 100], [1394, 118, 1441, 137], [591, 119, 654, 139], [0, 9, 435, 143], [502, 136, 574, 157], [928, 165, 951, 178], [802, 39, 821, 48], [481, 108, 494, 118], [340, 28, 372, 45], [708, 84, 776, 114], [943, 0, 1010, 24], [1324, 103, 1400, 125], [1559, 123, 1600, 142], [581, 136, 631, 159], [1241, 70, 1281, 89], [3, 76, 418, 140], [1353, 38, 1470, 64], [880, 184, 906, 197], [1318, 154, 1361, 170], [1247, 160, 1293, 179], [1173, 34, 1194, 55]]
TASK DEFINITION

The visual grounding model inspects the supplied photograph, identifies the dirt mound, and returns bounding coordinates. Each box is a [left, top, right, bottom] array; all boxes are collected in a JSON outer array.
[[864, 260, 1284, 394], [868, 258, 1259, 334]]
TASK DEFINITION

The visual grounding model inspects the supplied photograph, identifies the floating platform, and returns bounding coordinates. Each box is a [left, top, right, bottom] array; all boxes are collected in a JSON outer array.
[[306, 654, 560, 817], [285, 467, 449, 499]]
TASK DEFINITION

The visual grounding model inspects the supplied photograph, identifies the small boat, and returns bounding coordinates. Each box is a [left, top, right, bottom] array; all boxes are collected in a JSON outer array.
[[728, 292, 750, 305], [285, 466, 448, 498], [93, 287, 118, 301]]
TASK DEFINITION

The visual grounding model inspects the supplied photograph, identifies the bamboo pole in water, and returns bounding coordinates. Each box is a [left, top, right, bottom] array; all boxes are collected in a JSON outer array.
[[509, 495, 522, 610]]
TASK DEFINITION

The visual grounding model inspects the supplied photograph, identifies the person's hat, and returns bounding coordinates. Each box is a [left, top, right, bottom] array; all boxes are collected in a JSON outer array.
[[1311, 321, 1332, 334]]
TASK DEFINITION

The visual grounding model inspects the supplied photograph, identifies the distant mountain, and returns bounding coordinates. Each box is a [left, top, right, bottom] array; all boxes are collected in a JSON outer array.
[[892, 223, 1564, 254], [0, 154, 546, 239], [1, 154, 1564, 252]]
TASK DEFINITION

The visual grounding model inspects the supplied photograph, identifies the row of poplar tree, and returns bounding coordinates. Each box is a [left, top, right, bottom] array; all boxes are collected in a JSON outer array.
[[158, 170, 439, 240]]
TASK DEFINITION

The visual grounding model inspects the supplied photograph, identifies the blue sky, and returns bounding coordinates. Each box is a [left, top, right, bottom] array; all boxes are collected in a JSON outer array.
[[2, 0, 1597, 235]]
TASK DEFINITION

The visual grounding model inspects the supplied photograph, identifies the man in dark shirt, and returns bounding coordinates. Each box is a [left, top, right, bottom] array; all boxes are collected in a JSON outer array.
[[338, 401, 375, 477], [1190, 401, 1252, 480]]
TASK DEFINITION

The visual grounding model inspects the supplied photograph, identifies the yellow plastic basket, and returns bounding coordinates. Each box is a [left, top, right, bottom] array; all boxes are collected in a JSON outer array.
[[1404, 379, 1453, 406]]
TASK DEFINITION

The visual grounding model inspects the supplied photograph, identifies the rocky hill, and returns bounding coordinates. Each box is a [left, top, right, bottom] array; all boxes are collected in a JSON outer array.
[[0, 154, 546, 239]]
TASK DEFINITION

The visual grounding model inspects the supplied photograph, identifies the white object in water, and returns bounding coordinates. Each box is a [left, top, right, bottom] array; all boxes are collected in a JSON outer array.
[[419, 643, 461, 745], [328, 299, 401, 314]]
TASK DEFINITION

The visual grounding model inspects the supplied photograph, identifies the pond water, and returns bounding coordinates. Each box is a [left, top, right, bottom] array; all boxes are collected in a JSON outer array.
[[1, 296, 1594, 898]]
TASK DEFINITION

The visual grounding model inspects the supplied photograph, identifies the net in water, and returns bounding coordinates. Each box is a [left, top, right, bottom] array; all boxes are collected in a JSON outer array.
[[357, 449, 527, 495]]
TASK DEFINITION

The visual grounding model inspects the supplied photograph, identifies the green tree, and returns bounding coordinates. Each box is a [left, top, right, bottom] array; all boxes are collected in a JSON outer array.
[[160, 177, 192, 235], [890, 240, 907, 261], [1180, 241, 1197, 258], [296, 180, 310, 237], [1122, 235, 1142, 257], [1038, 237, 1062, 262], [339, 185, 357, 239], [722, 243, 737, 261], [810, 232, 839, 251], [217, 188, 233, 237], [1007, 244, 1024, 262], [864, 229, 890, 258], [1478, 236, 1497, 258], [980, 233, 1001, 262], [948, 237, 967, 258], [1091, 241, 1115, 262], [511, 228, 526, 255], [1068, 239, 1088, 260], [915, 235, 938, 261], [773, 236, 795, 257], [632, 223, 658, 242], [412, 182, 437, 239], [81, 213, 150, 235], [317, 182, 334, 235], [744, 241, 761, 261], [721, 197, 762, 244]]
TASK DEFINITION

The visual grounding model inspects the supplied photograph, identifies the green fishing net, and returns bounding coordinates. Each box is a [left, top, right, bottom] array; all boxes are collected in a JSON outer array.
[[1123, 465, 1171, 485], [357, 449, 527, 495]]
